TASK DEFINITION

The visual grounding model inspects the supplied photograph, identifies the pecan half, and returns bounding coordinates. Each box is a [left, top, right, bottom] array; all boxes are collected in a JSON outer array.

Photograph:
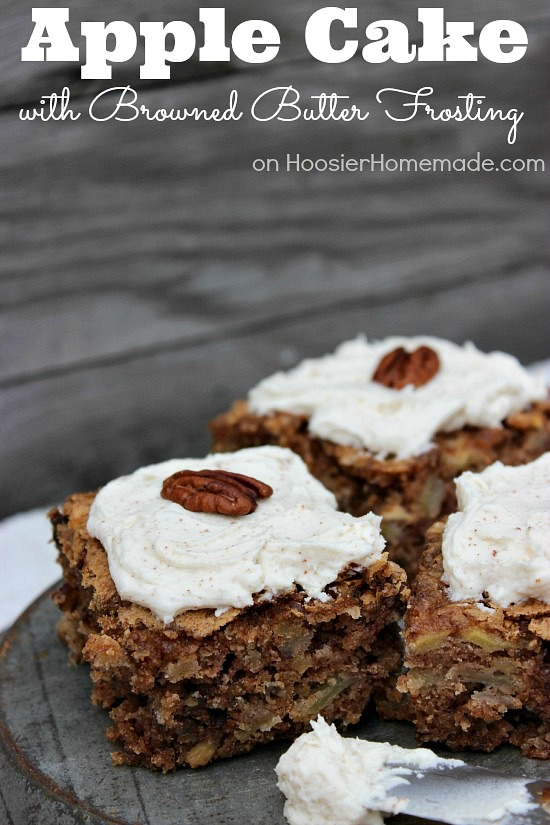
[[372, 345, 440, 389], [161, 469, 273, 516]]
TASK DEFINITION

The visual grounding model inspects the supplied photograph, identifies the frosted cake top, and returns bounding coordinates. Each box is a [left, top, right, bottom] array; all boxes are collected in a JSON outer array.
[[248, 336, 546, 459]]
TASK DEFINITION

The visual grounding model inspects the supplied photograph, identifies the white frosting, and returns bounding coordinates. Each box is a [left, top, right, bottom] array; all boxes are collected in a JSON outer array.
[[276, 717, 536, 825], [248, 336, 546, 459], [275, 717, 461, 825], [87, 446, 385, 622], [442, 453, 550, 607]]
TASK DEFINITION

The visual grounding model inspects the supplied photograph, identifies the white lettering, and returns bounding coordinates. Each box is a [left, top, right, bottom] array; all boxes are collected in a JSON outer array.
[[140, 22, 195, 79], [305, 8, 358, 63], [478, 21, 528, 63], [18, 86, 80, 120], [362, 21, 416, 63], [199, 9, 231, 62], [81, 21, 137, 79], [417, 8, 477, 61], [89, 85, 139, 121], [377, 86, 434, 122], [21, 8, 79, 62], [231, 20, 280, 63], [20, 7, 529, 75], [252, 86, 302, 122]]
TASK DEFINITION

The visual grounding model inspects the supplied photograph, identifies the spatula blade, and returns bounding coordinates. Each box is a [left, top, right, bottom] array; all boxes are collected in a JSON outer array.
[[398, 764, 550, 825]]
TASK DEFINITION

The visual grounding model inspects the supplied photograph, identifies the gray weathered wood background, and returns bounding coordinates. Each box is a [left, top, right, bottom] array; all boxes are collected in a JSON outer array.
[[2, 0, 549, 517]]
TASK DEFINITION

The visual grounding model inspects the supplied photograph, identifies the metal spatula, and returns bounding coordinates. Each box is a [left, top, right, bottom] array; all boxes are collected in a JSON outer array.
[[396, 763, 550, 825]]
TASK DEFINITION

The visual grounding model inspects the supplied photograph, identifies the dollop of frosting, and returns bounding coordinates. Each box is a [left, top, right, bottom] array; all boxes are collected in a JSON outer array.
[[248, 336, 546, 459], [276, 717, 536, 825], [275, 717, 461, 825], [87, 446, 385, 622], [442, 453, 550, 606]]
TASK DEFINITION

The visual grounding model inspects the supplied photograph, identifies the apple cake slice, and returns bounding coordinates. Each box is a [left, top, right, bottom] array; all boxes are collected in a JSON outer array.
[[50, 446, 408, 771], [397, 454, 550, 758]]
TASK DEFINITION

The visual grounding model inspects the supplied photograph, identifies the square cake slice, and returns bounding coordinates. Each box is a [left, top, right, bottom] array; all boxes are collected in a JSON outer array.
[[210, 336, 550, 578], [50, 446, 408, 771], [397, 454, 550, 758]]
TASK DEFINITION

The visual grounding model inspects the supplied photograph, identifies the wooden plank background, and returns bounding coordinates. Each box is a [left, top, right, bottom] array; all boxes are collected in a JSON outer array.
[[2, 1, 549, 516]]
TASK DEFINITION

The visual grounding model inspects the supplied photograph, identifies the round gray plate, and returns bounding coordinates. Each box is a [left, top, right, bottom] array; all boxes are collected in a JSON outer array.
[[1, 590, 548, 825]]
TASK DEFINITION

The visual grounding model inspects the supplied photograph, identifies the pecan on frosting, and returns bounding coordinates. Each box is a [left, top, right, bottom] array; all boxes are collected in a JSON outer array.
[[161, 469, 273, 516], [372, 345, 440, 390]]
